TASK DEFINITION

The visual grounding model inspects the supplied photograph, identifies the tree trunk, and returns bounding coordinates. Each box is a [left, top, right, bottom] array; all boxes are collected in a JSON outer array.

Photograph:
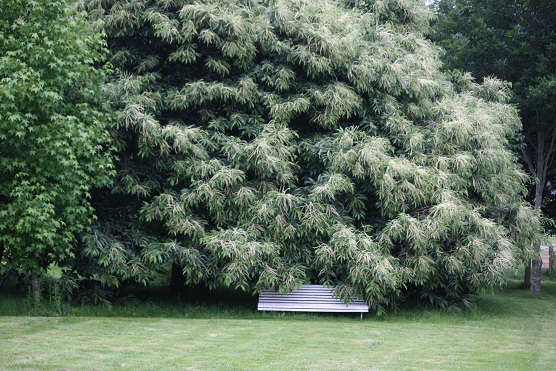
[[0, 245, 5, 288], [170, 263, 185, 295], [523, 259, 532, 289], [550, 245, 554, 274], [530, 259, 542, 294], [534, 150, 544, 211], [31, 271, 40, 305], [520, 123, 556, 290], [0, 244, 4, 285], [531, 131, 547, 294]]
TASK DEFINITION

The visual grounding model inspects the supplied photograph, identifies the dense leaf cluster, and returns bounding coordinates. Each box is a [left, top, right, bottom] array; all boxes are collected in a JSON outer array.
[[39, 0, 538, 311]]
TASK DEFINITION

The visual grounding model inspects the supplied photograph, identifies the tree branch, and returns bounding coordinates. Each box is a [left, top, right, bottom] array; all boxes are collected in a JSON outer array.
[[543, 125, 556, 180], [521, 146, 536, 176]]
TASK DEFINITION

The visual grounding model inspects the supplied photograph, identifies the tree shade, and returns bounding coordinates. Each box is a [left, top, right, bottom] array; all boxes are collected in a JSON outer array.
[[80, 0, 539, 312]]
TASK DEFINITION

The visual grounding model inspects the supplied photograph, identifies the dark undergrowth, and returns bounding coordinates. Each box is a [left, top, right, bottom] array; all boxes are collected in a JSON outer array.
[[1, 270, 555, 322]]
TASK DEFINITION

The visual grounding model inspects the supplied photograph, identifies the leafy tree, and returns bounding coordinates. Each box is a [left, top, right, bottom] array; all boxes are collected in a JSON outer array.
[[430, 0, 556, 292], [0, 0, 114, 295], [431, 0, 556, 210], [81, 0, 538, 312]]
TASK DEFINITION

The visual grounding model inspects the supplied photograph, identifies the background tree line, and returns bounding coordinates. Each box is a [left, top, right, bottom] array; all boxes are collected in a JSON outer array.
[[430, 0, 556, 291]]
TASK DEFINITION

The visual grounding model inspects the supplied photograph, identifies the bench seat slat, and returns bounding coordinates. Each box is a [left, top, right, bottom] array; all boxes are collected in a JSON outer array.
[[258, 304, 368, 310], [259, 298, 367, 304], [258, 308, 367, 313], [257, 284, 369, 314], [259, 300, 367, 305]]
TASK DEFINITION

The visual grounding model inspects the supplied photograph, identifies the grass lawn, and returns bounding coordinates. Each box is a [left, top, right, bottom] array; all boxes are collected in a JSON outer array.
[[1, 279, 556, 370]]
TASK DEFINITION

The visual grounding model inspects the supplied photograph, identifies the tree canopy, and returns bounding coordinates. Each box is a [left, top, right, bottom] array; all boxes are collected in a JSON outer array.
[[430, 0, 556, 211], [0, 0, 113, 282], [73, 0, 539, 312]]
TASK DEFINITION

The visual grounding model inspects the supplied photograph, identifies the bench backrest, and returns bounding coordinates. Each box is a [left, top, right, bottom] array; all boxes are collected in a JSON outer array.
[[257, 284, 369, 313]]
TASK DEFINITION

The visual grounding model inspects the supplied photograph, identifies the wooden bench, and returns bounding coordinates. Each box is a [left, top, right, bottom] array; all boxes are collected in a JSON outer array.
[[257, 284, 369, 319]]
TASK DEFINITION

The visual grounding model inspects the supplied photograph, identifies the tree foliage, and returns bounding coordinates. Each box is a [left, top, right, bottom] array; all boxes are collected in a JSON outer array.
[[80, 0, 539, 312], [430, 0, 556, 211], [0, 0, 113, 278]]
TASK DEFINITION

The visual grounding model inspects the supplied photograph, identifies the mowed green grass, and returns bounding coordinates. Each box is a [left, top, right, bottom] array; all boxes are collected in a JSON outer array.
[[1, 280, 556, 370]]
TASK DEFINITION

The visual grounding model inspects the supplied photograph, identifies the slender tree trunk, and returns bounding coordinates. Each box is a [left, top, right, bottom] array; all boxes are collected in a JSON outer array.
[[170, 263, 185, 295], [531, 259, 542, 294], [529, 131, 546, 293], [31, 271, 40, 305], [550, 245, 554, 274], [0, 245, 4, 288], [523, 128, 556, 292], [523, 260, 531, 289]]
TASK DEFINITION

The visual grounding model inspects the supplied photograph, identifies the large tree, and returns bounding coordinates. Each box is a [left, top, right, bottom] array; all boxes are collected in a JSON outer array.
[[430, 0, 556, 292], [80, 0, 538, 312], [0, 0, 114, 295]]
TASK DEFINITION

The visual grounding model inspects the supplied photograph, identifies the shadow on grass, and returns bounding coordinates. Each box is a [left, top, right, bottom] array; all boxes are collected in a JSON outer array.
[[369, 275, 556, 324], [0, 283, 361, 321], [481, 278, 554, 317], [2, 274, 555, 322]]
